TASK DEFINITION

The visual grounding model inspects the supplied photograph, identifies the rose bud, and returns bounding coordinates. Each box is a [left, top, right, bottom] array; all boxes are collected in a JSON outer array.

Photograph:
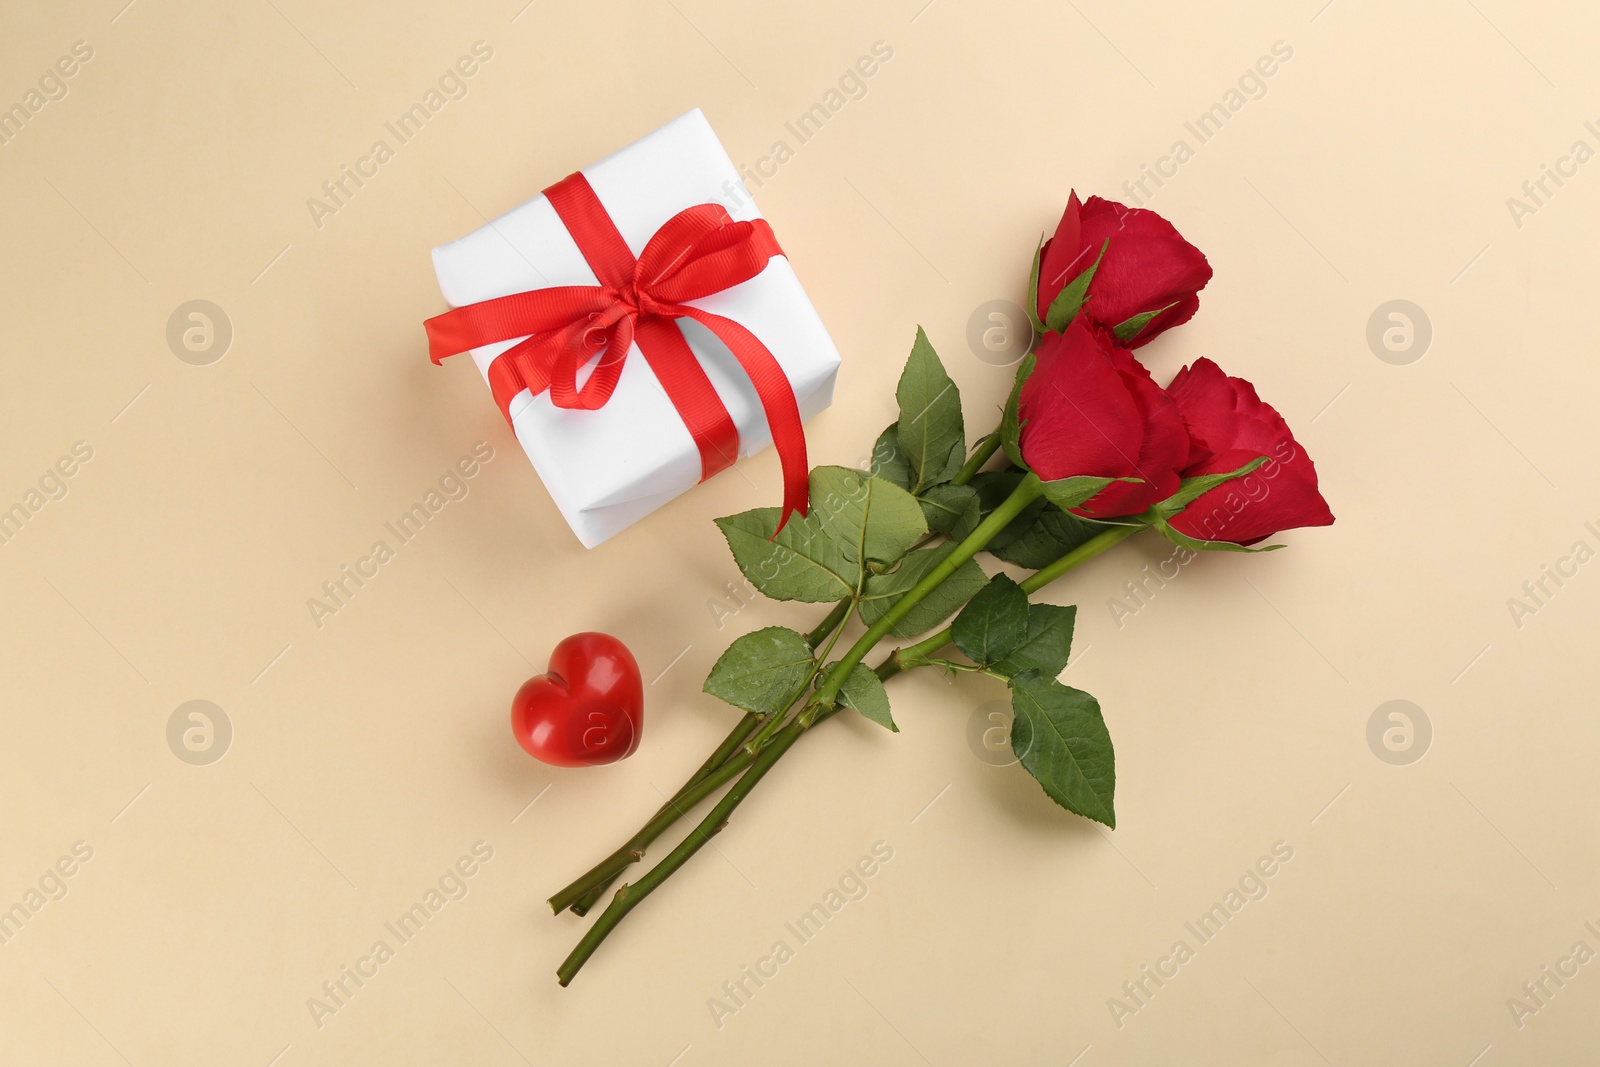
[[1035, 191, 1213, 347], [1166, 358, 1335, 545], [1017, 318, 1189, 518]]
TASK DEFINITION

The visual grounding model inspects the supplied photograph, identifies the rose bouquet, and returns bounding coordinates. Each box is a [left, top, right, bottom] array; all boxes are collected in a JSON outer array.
[[548, 192, 1334, 985]]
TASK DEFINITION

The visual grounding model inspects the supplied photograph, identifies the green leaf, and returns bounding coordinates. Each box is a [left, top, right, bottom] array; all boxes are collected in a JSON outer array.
[[896, 327, 965, 492], [995, 604, 1076, 679], [919, 483, 981, 540], [869, 424, 913, 491], [1111, 301, 1179, 344], [1024, 235, 1048, 336], [937, 437, 966, 485], [988, 505, 1105, 569], [1043, 238, 1109, 333], [1009, 671, 1116, 827], [835, 661, 896, 731], [1155, 457, 1269, 516], [1145, 513, 1282, 555], [951, 574, 1030, 666], [716, 468, 927, 602], [857, 544, 990, 637], [808, 466, 927, 569], [1000, 353, 1036, 469], [715, 508, 855, 604], [1039, 475, 1123, 513], [703, 627, 815, 716]]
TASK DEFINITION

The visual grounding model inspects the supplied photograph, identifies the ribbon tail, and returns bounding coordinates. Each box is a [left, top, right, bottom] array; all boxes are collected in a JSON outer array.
[[632, 317, 740, 481], [486, 357, 526, 424], [484, 333, 565, 423], [674, 307, 810, 530]]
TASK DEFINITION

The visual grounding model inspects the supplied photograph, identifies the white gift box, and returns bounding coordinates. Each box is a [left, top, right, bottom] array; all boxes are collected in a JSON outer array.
[[430, 108, 842, 548]]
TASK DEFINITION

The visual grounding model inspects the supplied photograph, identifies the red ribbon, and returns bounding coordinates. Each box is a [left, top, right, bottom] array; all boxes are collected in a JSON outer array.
[[424, 172, 809, 528]]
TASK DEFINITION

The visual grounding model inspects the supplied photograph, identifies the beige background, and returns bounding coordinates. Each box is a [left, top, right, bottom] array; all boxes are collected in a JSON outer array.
[[2, 0, 1596, 1063]]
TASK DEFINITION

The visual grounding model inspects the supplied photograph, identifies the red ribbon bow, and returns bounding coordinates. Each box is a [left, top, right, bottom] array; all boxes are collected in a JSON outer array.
[[424, 172, 809, 528]]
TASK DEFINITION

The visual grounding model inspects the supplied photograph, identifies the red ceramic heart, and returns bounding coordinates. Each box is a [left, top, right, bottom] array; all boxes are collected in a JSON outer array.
[[511, 632, 643, 767]]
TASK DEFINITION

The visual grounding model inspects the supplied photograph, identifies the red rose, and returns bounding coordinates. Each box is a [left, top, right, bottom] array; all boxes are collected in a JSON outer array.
[[1166, 358, 1335, 544], [1017, 318, 1189, 518], [1035, 192, 1213, 347]]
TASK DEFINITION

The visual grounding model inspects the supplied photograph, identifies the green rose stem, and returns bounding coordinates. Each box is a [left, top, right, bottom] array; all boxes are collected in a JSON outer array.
[[556, 474, 1053, 984], [555, 714, 820, 986], [952, 433, 1002, 485], [806, 473, 1045, 711], [552, 719, 756, 917], [877, 522, 1141, 676], [1018, 524, 1141, 588], [804, 597, 853, 646], [552, 746, 759, 918], [550, 596, 854, 916]]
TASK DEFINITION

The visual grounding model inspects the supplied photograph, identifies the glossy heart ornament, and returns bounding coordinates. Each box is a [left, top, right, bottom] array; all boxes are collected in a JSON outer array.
[[511, 633, 644, 767]]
